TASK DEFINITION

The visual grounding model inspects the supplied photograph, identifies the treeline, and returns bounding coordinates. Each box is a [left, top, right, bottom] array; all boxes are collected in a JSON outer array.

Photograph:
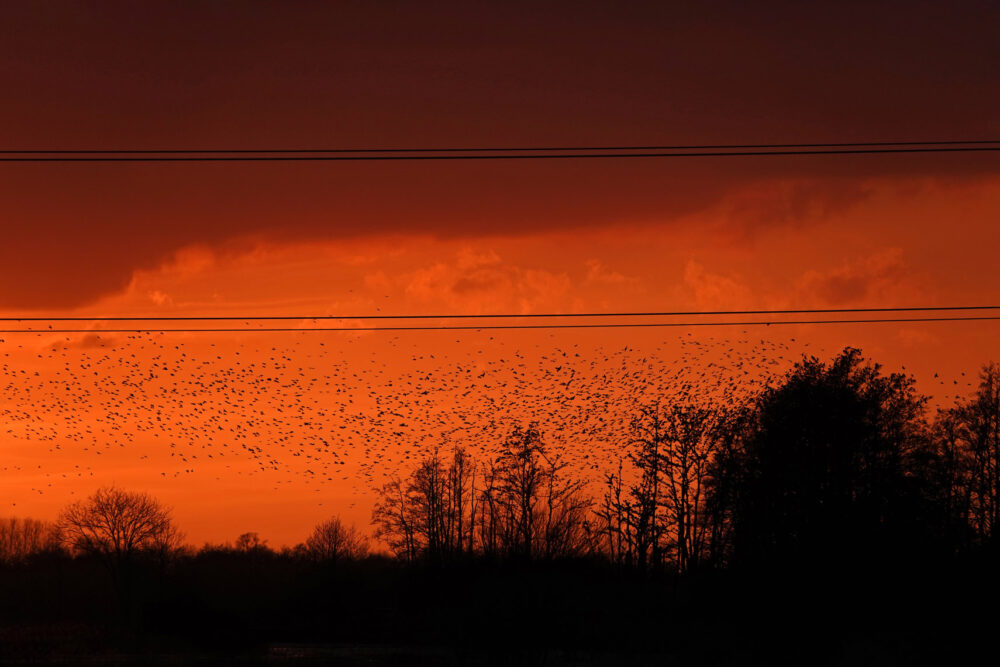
[[371, 348, 1000, 574], [0, 490, 368, 567], [3, 347, 999, 574]]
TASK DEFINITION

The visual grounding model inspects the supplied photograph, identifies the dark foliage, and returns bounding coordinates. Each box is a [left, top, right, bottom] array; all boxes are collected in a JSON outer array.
[[723, 348, 939, 569]]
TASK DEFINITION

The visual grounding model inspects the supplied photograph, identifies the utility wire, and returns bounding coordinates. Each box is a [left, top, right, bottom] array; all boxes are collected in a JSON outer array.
[[2, 139, 998, 154], [2, 306, 997, 322], [2, 147, 999, 162], [2, 315, 1000, 334]]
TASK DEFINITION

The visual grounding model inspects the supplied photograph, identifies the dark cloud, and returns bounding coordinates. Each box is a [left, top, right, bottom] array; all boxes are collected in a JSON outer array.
[[798, 249, 907, 305], [710, 178, 877, 239], [1, 1, 997, 307]]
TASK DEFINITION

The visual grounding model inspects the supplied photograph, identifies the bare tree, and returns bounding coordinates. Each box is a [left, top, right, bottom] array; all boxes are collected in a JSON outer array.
[[657, 403, 720, 573], [372, 477, 417, 560], [0, 517, 61, 563], [596, 458, 638, 566], [372, 446, 478, 561], [372, 428, 593, 561], [410, 448, 450, 558], [478, 459, 501, 557], [58, 486, 181, 565], [539, 452, 594, 559], [625, 403, 668, 569], [447, 447, 476, 555], [305, 516, 369, 561], [603, 401, 741, 572], [492, 425, 547, 557], [482, 424, 593, 559], [57, 486, 182, 612]]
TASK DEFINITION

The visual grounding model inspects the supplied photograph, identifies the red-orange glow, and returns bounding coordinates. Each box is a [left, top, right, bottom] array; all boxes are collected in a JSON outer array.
[[1, 178, 998, 545], [1, 3, 998, 548]]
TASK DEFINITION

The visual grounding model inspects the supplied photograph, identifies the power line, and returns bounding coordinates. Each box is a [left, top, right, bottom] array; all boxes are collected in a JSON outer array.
[[2, 305, 998, 322], [2, 147, 999, 162], [2, 139, 998, 154], [2, 315, 999, 334]]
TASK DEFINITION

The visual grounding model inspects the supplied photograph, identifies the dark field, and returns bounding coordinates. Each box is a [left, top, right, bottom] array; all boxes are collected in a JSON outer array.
[[2, 552, 999, 665]]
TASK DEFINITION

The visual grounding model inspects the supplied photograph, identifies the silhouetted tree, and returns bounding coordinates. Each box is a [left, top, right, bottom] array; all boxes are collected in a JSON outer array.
[[372, 476, 418, 560], [447, 447, 476, 555], [372, 447, 474, 560], [601, 401, 749, 572], [491, 425, 547, 557], [927, 362, 1000, 549], [478, 458, 501, 557], [596, 457, 637, 566], [0, 517, 62, 563], [726, 348, 931, 569], [658, 402, 726, 573], [956, 363, 1000, 544], [373, 427, 593, 560], [625, 403, 667, 569], [703, 404, 753, 568], [405, 447, 450, 559], [58, 486, 182, 614], [482, 424, 593, 559], [58, 487, 182, 563], [234, 531, 269, 554], [304, 516, 369, 561]]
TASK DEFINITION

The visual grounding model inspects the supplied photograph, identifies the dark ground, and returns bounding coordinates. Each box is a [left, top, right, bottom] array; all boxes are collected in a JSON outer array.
[[1, 551, 998, 665]]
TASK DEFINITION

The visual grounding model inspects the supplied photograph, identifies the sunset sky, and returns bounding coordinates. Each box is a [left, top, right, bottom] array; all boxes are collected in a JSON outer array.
[[1, 1, 998, 546]]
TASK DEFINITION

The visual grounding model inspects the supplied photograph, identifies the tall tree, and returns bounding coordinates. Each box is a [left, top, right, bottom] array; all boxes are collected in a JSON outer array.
[[58, 486, 182, 612], [625, 403, 666, 569], [726, 348, 930, 568], [58, 486, 181, 565], [373, 428, 592, 561], [604, 401, 746, 572], [372, 477, 418, 560], [933, 363, 1000, 547], [961, 363, 1000, 543], [657, 403, 722, 573]]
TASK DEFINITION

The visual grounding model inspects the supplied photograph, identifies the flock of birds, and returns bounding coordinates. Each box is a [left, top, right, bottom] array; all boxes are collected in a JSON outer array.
[[0, 328, 980, 514]]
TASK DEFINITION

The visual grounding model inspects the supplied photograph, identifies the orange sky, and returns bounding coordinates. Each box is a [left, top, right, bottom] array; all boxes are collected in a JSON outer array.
[[1, 2, 998, 546]]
